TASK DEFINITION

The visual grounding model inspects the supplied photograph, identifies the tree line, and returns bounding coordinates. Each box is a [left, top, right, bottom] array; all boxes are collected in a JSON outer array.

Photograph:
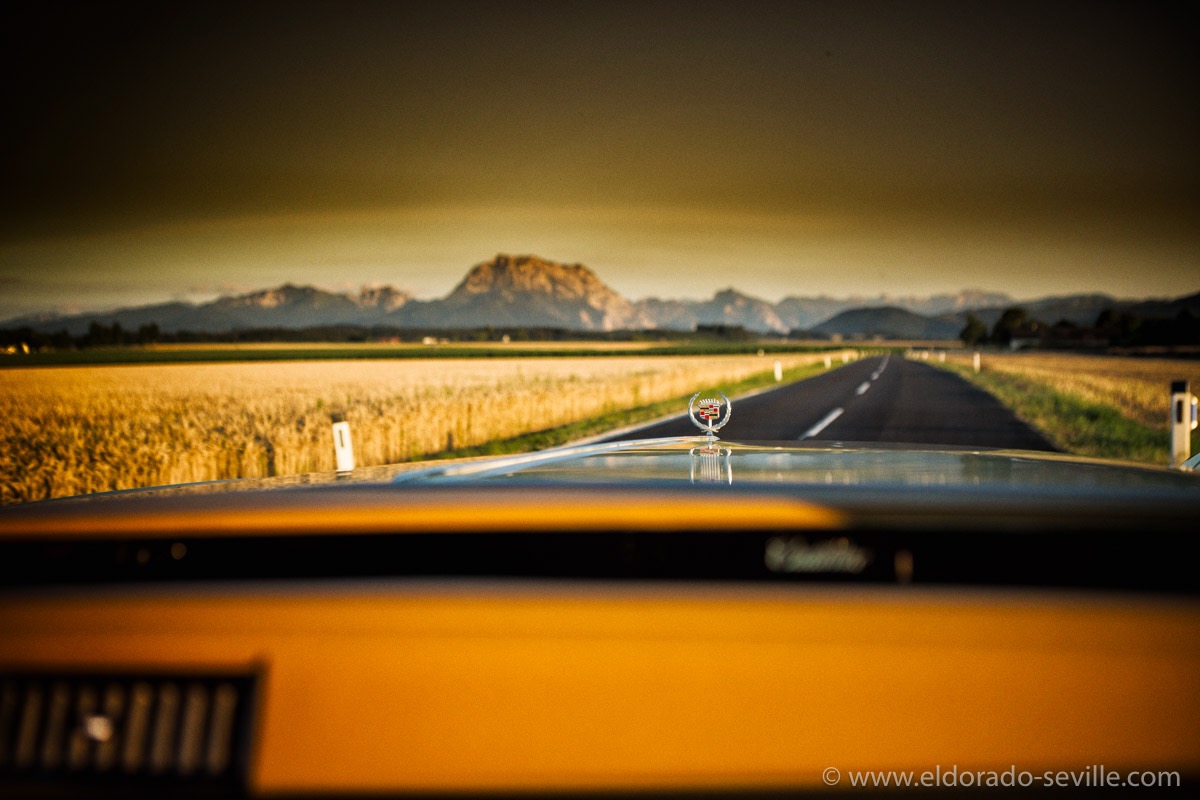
[[1, 322, 165, 350], [1, 322, 763, 352], [960, 307, 1200, 348]]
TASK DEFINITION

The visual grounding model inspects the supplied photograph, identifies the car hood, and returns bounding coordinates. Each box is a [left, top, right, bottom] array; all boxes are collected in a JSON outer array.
[[2, 437, 1196, 591], [10, 436, 1198, 503]]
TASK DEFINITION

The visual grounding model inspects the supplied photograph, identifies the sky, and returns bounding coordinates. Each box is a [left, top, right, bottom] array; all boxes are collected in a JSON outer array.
[[1, 0, 1197, 320]]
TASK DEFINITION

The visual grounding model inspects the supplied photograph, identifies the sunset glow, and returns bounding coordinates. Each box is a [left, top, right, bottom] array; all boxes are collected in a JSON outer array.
[[2, 1, 1196, 320]]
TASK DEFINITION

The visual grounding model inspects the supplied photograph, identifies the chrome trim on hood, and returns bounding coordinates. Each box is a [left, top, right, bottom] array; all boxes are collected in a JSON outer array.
[[392, 436, 709, 483]]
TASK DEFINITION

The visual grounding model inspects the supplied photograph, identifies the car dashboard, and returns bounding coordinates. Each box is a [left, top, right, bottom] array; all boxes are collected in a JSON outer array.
[[1, 440, 1198, 797]]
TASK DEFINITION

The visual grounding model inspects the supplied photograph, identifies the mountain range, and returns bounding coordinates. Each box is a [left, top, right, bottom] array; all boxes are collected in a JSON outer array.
[[5, 254, 1198, 339]]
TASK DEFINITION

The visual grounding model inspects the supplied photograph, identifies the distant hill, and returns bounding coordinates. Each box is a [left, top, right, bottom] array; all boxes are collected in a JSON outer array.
[[4, 253, 1197, 338], [1127, 291, 1200, 319], [943, 293, 1200, 331], [773, 290, 1014, 331], [2, 284, 415, 336], [682, 288, 789, 334], [812, 307, 963, 340]]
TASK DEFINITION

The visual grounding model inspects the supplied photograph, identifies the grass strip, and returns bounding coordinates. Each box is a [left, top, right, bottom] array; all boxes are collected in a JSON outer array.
[[2, 342, 839, 368], [942, 364, 1168, 465], [426, 363, 829, 461]]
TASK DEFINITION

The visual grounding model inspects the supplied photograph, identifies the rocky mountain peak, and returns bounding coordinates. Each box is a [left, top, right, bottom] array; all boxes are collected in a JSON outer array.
[[452, 255, 617, 302], [436, 254, 639, 330], [700, 288, 788, 333], [356, 285, 412, 311], [229, 284, 313, 309]]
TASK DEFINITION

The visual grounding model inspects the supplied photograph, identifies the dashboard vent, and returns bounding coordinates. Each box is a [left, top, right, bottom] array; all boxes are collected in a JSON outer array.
[[0, 670, 256, 793]]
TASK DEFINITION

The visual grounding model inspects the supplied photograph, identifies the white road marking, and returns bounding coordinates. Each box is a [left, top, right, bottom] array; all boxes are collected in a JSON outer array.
[[800, 407, 844, 439], [800, 356, 887, 440]]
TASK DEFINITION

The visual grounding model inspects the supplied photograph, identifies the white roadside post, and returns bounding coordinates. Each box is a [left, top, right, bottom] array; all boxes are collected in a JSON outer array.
[[333, 419, 356, 473], [774, 360, 783, 382], [1170, 380, 1198, 469], [973, 352, 981, 373]]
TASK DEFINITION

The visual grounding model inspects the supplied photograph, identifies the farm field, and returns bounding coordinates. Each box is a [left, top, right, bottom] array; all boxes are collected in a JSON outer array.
[[0, 353, 834, 505], [941, 351, 1200, 466]]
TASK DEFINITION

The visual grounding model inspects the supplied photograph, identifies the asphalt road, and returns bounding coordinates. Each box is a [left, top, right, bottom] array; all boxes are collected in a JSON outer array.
[[606, 355, 1058, 450]]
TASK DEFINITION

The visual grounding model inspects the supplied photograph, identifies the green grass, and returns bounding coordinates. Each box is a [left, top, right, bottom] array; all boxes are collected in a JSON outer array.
[[426, 362, 829, 461], [942, 364, 1168, 465], [2, 342, 841, 368]]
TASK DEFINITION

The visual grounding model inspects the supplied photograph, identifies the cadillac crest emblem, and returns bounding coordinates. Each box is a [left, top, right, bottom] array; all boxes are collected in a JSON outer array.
[[688, 390, 731, 443]]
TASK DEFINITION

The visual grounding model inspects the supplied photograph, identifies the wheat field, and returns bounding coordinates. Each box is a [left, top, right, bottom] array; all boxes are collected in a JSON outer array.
[[942, 351, 1200, 463], [947, 352, 1200, 431], [1, 353, 830, 504]]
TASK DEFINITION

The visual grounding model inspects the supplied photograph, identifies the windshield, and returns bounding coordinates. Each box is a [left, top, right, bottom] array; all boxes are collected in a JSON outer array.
[[0, 2, 1197, 501]]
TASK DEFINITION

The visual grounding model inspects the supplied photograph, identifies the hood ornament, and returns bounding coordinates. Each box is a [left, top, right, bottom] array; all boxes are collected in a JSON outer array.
[[688, 390, 731, 445], [688, 390, 733, 484]]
